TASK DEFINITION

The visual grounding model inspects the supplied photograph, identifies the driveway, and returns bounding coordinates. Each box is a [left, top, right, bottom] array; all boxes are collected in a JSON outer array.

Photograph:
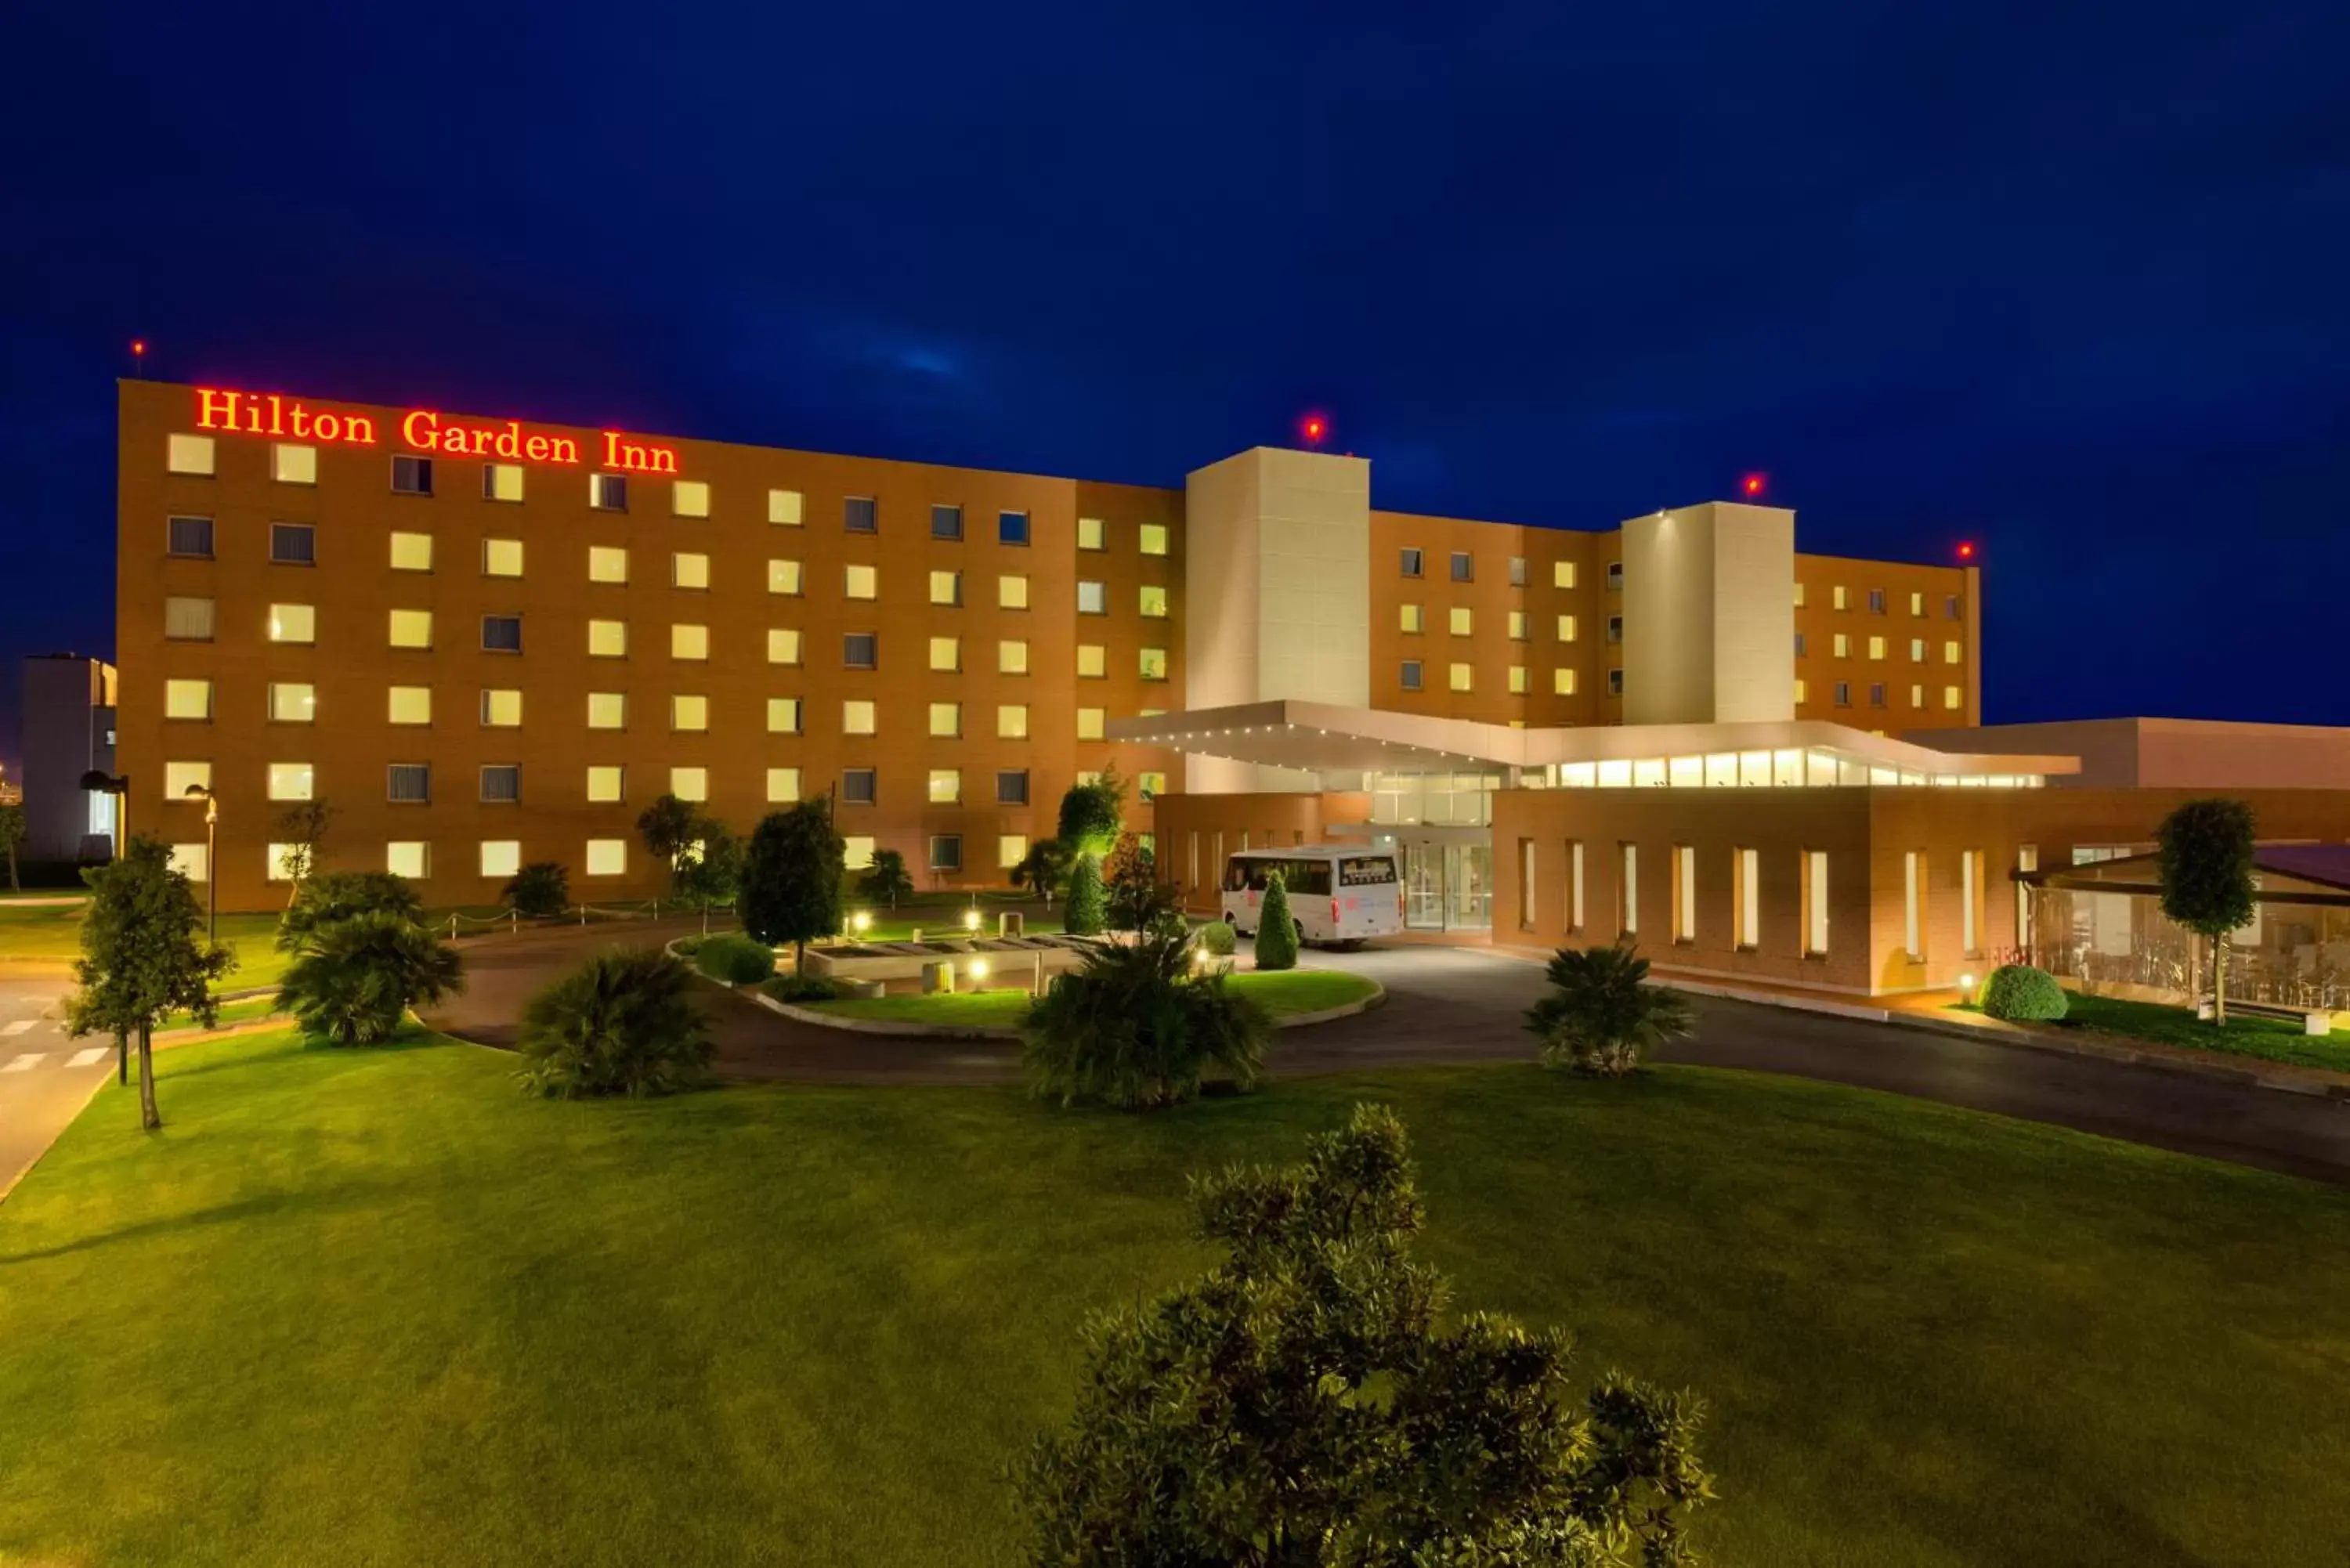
[[0, 976, 121, 1200]]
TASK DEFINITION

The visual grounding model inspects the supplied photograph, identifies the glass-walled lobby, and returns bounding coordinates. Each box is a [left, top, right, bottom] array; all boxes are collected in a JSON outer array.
[[1366, 772, 1501, 931]]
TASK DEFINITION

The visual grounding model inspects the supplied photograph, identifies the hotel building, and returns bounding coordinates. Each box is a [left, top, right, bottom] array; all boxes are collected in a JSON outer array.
[[118, 380, 2350, 995]]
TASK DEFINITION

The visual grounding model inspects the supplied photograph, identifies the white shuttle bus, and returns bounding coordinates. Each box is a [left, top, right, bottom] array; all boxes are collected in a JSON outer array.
[[1220, 847, 1404, 948]]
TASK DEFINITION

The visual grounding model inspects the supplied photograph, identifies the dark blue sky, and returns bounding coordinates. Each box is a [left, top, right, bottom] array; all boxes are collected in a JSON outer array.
[[6, 1, 2347, 769]]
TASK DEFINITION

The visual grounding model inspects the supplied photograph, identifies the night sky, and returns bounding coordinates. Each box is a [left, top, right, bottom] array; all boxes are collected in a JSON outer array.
[[7, 2, 2348, 771]]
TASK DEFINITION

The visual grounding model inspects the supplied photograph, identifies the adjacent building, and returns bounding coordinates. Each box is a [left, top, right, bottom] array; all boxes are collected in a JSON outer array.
[[18, 654, 118, 865]]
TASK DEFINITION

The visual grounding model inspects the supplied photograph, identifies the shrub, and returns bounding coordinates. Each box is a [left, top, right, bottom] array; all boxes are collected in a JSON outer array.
[[1021, 930, 1272, 1109], [277, 869, 423, 952], [1980, 963, 2069, 1022], [516, 948, 713, 1099], [503, 861, 570, 918], [277, 911, 464, 1046], [1524, 941, 1694, 1076], [1253, 870, 1300, 971], [1022, 1104, 1712, 1563], [1055, 768, 1126, 860], [765, 973, 845, 1004], [694, 932, 776, 985], [1197, 919, 1236, 956], [740, 800, 845, 967], [1063, 854, 1108, 936], [859, 847, 916, 909]]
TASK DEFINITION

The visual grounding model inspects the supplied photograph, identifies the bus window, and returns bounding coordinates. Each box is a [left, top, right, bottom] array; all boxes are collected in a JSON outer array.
[[1340, 856, 1398, 887], [1224, 858, 1249, 894], [1283, 859, 1332, 896]]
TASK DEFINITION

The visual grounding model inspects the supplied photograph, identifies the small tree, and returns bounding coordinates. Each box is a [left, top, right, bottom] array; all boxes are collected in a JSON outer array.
[[1012, 838, 1072, 909], [861, 847, 916, 909], [277, 869, 423, 952], [634, 793, 701, 869], [1101, 831, 1166, 934], [277, 910, 464, 1045], [1525, 941, 1694, 1076], [674, 825, 743, 934], [1023, 1104, 1712, 1561], [1056, 768, 1126, 861], [2157, 798, 2258, 1026], [503, 862, 571, 918], [64, 836, 232, 1129], [1021, 929, 1272, 1108], [269, 800, 335, 907], [1063, 854, 1108, 936], [515, 948, 713, 1098], [740, 800, 845, 972], [0, 800, 24, 891], [1254, 869, 1300, 970]]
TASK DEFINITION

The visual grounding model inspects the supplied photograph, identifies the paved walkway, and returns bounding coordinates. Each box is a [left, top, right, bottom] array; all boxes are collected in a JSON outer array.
[[0, 977, 118, 1201]]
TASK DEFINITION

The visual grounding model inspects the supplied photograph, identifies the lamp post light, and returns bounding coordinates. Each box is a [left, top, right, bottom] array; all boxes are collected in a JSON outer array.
[[182, 783, 219, 946]]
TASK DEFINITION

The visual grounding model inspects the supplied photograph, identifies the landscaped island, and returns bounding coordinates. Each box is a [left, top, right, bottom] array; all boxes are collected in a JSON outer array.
[[792, 967, 1379, 1031]]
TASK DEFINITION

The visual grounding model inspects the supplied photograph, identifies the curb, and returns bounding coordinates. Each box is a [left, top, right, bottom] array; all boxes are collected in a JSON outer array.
[[754, 977, 1389, 1042]]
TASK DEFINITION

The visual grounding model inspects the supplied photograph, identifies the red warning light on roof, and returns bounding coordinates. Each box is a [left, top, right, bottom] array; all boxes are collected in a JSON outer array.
[[1300, 414, 1327, 447], [1741, 472, 1766, 497], [130, 339, 146, 356], [1957, 540, 1976, 561]]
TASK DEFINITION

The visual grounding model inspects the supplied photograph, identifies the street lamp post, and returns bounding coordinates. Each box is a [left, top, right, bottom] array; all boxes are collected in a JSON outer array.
[[183, 784, 218, 946]]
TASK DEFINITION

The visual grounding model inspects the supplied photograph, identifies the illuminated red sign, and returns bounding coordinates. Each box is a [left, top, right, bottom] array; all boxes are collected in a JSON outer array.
[[193, 388, 681, 474]]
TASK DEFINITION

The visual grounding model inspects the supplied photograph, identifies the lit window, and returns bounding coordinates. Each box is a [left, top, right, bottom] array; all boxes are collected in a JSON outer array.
[[844, 564, 877, 600], [164, 761, 212, 800], [387, 842, 429, 880], [928, 702, 961, 738], [671, 624, 709, 661], [766, 767, 801, 803], [1139, 647, 1168, 681], [672, 480, 710, 518], [266, 844, 302, 883], [1945, 640, 1962, 664], [1140, 522, 1168, 556], [1910, 684, 1925, 707], [1910, 638, 1925, 661], [769, 628, 804, 665], [929, 836, 963, 873], [671, 695, 709, 732], [1078, 516, 1105, 550], [1867, 636, 1885, 661], [588, 546, 629, 583], [480, 840, 522, 880], [479, 688, 522, 728], [998, 511, 1029, 545], [1076, 707, 1105, 739], [841, 770, 877, 807], [843, 699, 877, 735], [266, 762, 313, 801], [673, 552, 710, 590], [928, 769, 961, 804], [269, 683, 316, 723], [1832, 585, 1848, 611], [1450, 551, 1473, 583], [1139, 585, 1168, 618], [588, 620, 627, 657], [479, 765, 521, 804], [999, 640, 1029, 674], [1077, 580, 1106, 615], [1508, 666, 1528, 694], [1449, 663, 1473, 692], [481, 615, 522, 652], [168, 515, 215, 557], [392, 455, 433, 495], [591, 473, 628, 511], [1401, 660, 1423, 692], [267, 603, 315, 644], [1138, 772, 1165, 800], [931, 504, 964, 541], [1076, 645, 1106, 677], [1832, 633, 1850, 658], [841, 835, 876, 869], [1508, 611, 1528, 640], [1553, 561, 1577, 590], [389, 686, 432, 725], [1553, 668, 1576, 695], [273, 443, 316, 485], [1794, 678, 1808, 704], [928, 636, 960, 672], [1556, 614, 1578, 641], [996, 771, 1030, 805], [483, 538, 524, 577], [768, 489, 803, 526], [998, 705, 1029, 739], [1944, 685, 1963, 710], [164, 596, 215, 641], [586, 840, 627, 877], [766, 698, 803, 734], [1401, 604, 1423, 634], [670, 767, 707, 802], [1449, 607, 1473, 637], [390, 531, 432, 571], [843, 633, 877, 669], [1793, 582, 1807, 608], [484, 463, 524, 502], [586, 766, 625, 803], [167, 434, 215, 475], [929, 569, 962, 606], [844, 497, 877, 533], [768, 559, 804, 595], [270, 522, 316, 565], [587, 692, 627, 730], [999, 835, 1028, 870], [999, 574, 1029, 609], [1909, 591, 1925, 616]]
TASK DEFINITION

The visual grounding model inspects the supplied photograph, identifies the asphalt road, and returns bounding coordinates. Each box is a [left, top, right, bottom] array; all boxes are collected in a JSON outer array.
[[0, 977, 121, 1199], [425, 924, 2350, 1184]]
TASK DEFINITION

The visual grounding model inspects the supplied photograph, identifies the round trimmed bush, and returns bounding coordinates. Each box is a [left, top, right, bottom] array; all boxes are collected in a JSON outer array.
[[1198, 920, 1237, 957], [765, 973, 844, 1004], [1980, 963, 2068, 1022], [695, 932, 777, 985]]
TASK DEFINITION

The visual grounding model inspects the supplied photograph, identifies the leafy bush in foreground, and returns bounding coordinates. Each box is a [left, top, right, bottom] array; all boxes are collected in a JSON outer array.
[[517, 948, 712, 1099], [277, 911, 463, 1046], [1981, 963, 2069, 1022], [1021, 930, 1271, 1109], [1524, 941, 1694, 1076], [694, 932, 777, 985]]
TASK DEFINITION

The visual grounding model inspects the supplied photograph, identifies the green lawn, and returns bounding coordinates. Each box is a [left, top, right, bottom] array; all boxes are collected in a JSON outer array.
[[800, 968, 1377, 1030], [0, 903, 293, 987], [1953, 992, 2350, 1075], [161, 995, 288, 1032], [4, 1032, 2347, 1566]]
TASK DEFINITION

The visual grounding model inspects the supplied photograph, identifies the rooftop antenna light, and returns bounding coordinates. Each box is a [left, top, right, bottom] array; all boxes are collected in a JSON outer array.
[[1741, 472, 1766, 497], [1300, 413, 1328, 448]]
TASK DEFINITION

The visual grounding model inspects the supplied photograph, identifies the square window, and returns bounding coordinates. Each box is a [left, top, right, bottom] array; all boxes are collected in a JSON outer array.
[[844, 564, 877, 600], [387, 841, 428, 880], [996, 770, 1029, 806], [167, 434, 215, 475], [269, 683, 316, 723], [929, 569, 962, 606], [483, 538, 524, 577], [273, 444, 316, 485], [843, 699, 877, 735], [1077, 516, 1106, 551], [586, 765, 625, 803], [1944, 685, 1963, 710], [999, 639, 1029, 674], [1139, 522, 1169, 556], [266, 844, 302, 883], [931, 504, 964, 540], [671, 623, 710, 660], [167, 515, 215, 558], [389, 531, 432, 571], [841, 768, 877, 806], [164, 760, 212, 800], [590, 473, 629, 511], [1553, 561, 1577, 590], [1508, 666, 1528, 694], [484, 463, 525, 502], [928, 835, 963, 873], [672, 479, 710, 518], [768, 558, 804, 595], [267, 762, 314, 801], [480, 688, 522, 727], [1508, 610, 1528, 640], [843, 835, 876, 869], [1553, 667, 1576, 695], [1449, 663, 1473, 692], [1606, 562, 1623, 591], [1076, 707, 1105, 739], [671, 695, 708, 732], [768, 628, 804, 665], [587, 692, 627, 729], [270, 522, 316, 565], [1139, 647, 1168, 681], [1077, 580, 1106, 615], [1137, 772, 1165, 800], [998, 511, 1029, 545], [585, 840, 627, 876], [1867, 588, 1887, 613], [1401, 660, 1423, 692], [168, 841, 211, 882], [844, 496, 877, 533], [1449, 551, 1473, 583], [1449, 607, 1473, 637], [588, 546, 629, 583], [268, 603, 315, 644], [1945, 640, 1962, 664], [765, 767, 801, 804], [1833, 633, 1851, 658], [997, 704, 1029, 739], [1401, 604, 1423, 634], [392, 454, 432, 495], [928, 702, 961, 737], [838, 630, 882, 670], [768, 489, 804, 526], [1076, 644, 1106, 677], [480, 764, 522, 803], [389, 609, 433, 649], [928, 636, 960, 672], [1556, 613, 1578, 641], [674, 551, 710, 590], [479, 840, 522, 880], [389, 685, 432, 724], [1139, 584, 1168, 619], [766, 697, 803, 734], [999, 834, 1029, 870], [1867, 636, 1885, 661], [669, 767, 707, 803], [998, 574, 1029, 609], [1400, 548, 1423, 578], [166, 678, 214, 720], [164, 596, 215, 641], [482, 615, 524, 652], [928, 768, 961, 804]]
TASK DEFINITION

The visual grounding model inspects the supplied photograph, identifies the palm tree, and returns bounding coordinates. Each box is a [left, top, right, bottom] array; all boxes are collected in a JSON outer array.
[[277, 911, 464, 1045], [516, 948, 712, 1098], [1021, 929, 1272, 1109], [1523, 941, 1694, 1076]]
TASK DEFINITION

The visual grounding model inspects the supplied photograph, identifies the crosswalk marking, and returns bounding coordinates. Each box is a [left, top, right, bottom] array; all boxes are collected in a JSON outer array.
[[2, 1053, 44, 1073], [67, 1046, 111, 1068], [0, 1019, 37, 1037]]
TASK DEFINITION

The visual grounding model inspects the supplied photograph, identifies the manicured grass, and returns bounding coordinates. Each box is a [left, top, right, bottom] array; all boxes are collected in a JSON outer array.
[[4, 1033, 2348, 1566], [0, 903, 293, 987], [1952, 992, 2350, 1075], [161, 995, 287, 1032], [801, 969, 1378, 1030]]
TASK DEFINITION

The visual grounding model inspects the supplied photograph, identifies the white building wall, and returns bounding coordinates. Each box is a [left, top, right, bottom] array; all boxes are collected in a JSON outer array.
[[1621, 502, 1794, 725]]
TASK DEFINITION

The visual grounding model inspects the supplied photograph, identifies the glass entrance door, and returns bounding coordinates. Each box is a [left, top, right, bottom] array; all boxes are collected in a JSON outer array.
[[1445, 843, 1492, 930], [1404, 841, 1445, 929]]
